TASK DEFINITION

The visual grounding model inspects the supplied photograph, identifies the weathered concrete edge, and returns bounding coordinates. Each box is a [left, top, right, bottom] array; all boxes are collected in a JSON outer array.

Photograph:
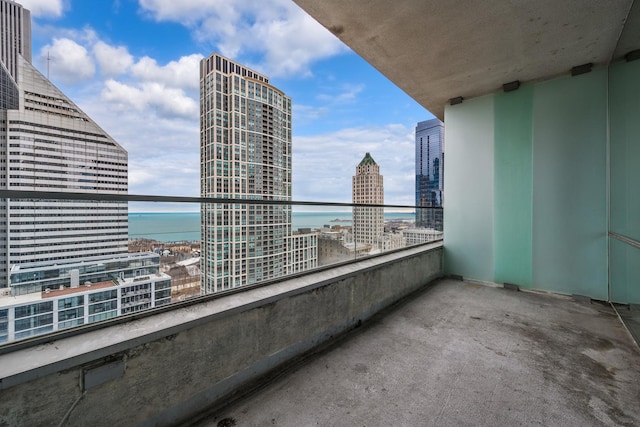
[[144, 250, 443, 426], [144, 276, 441, 427], [0, 243, 442, 391]]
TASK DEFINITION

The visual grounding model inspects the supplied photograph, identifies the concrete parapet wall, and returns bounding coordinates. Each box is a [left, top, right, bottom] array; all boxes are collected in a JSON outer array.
[[0, 244, 443, 426]]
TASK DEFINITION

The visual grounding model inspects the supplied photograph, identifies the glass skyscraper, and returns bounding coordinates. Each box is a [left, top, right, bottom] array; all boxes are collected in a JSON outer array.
[[415, 118, 444, 230]]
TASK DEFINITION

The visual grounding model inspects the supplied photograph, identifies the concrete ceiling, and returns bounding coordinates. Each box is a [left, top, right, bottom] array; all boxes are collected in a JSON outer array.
[[293, 0, 639, 120]]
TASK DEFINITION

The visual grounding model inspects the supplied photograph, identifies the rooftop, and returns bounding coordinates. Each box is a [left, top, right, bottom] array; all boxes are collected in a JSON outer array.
[[195, 279, 640, 426], [9, 251, 159, 273], [42, 281, 115, 299], [358, 152, 377, 166]]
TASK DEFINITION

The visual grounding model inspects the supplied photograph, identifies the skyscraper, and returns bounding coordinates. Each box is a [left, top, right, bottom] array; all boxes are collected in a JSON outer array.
[[415, 118, 444, 230], [352, 152, 384, 248], [200, 53, 315, 293], [0, 0, 128, 290], [0, 1, 173, 342]]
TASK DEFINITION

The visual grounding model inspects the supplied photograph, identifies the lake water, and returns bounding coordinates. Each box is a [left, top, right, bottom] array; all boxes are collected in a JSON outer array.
[[128, 211, 415, 242]]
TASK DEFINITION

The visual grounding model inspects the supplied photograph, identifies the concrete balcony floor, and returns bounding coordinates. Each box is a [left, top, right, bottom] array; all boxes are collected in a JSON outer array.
[[192, 279, 640, 426]]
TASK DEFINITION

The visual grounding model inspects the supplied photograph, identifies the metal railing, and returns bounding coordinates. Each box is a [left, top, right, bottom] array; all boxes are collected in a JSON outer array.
[[0, 189, 443, 350], [609, 231, 640, 250]]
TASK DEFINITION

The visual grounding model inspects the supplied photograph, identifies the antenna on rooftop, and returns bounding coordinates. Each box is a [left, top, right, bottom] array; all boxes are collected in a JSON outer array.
[[46, 50, 52, 79]]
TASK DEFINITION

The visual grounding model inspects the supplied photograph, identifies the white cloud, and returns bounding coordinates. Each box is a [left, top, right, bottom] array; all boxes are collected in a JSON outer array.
[[93, 41, 134, 76], [138, 0, 346, 77], [250, 9, 345, 77], [78, 90, 200, 197], [36, 29, 201, 122], [28, 5, 420, 204], [19, 0, 65, 17], [139, 0, 246, 24], [40, 38, 95, 84], [102, 79, 198, 119], [131, 54, 202, 90], [292, 104, 330, 126], [293, 125, 416, 205], [93, 47, 202, 119], [317, 84, 365, 104]]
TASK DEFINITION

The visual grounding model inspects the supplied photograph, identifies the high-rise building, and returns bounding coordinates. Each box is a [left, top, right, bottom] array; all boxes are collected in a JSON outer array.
[[415, 118, 444, 230], [0, 1, 171, 342], [200, 53, 316, 293], [352, 152, 384, 248], [0, 0, 31, 87], [0, 0, 129, 290]]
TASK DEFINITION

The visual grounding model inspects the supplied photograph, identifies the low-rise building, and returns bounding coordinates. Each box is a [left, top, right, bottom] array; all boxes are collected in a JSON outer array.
[[402, 228, 444, 245], [287, 232, 318, 275], [0, 253, 171, 343]]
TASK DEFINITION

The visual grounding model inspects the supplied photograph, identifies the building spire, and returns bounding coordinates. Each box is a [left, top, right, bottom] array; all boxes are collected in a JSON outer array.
[[359, 152, 377, 166]]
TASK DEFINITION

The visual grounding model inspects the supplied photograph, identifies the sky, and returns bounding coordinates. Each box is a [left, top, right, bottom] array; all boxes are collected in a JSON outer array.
[[21, 0, 434, 209]]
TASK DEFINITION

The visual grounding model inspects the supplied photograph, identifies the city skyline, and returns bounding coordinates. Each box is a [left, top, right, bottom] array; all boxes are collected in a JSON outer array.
[[20, 0, 432, 208]]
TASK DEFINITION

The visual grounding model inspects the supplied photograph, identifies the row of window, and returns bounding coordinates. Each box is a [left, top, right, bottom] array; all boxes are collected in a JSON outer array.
[[9, 206, 127, 212], [8, 140, 127, 162], [24, 106, 89, 122], [10, 219, 127, 225], [9, 245, 125, 259], [8, 228, 127, 238], [8, 120, 116, 144], [10, 236, 126, 248], [8, 175, 126, 186], [8, 182, 126, 192]]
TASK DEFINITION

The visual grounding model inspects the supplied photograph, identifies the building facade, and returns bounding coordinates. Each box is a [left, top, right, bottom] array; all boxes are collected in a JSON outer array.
[[0, 1, 170, 343], [352, 152, 384, 248], [0, 252, 171, 343], [415, 118, 444, 230], [286, 232, 318, 275], [402, 228, 443, 245], [0, 0, 129, 289], [200, 53, 316, 293]]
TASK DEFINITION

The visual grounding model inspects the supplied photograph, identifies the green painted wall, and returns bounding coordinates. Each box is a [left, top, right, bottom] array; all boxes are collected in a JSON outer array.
[[493, 86, 533, 287], [443, 95, 494, 281], [609, 59, 640, 303]]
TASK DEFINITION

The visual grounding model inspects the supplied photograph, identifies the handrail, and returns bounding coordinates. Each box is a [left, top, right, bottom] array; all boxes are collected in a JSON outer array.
[[0, 189, 440, 210], [0, 189, 444, 352], [609, 231, 640, 250], [0, 241, 443, 356]]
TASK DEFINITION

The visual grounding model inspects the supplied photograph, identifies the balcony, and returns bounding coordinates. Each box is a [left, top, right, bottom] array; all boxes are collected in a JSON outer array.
[[0, 139, 639, 425], [0, 235, 638, 425], [0, 226, 443, 425], [196, 278, 640, 426], [0, 195, 637, 426]]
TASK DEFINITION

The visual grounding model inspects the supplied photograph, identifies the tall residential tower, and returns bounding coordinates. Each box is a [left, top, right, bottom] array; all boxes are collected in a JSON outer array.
[[352, 152, 384, 248], [200, 53, 316, 293], [0, 0, 129, 290], [415, 118, 444, 230]]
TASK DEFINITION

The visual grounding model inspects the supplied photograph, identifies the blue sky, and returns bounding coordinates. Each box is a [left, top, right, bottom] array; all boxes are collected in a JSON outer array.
[[22, 0, 433, 206]]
